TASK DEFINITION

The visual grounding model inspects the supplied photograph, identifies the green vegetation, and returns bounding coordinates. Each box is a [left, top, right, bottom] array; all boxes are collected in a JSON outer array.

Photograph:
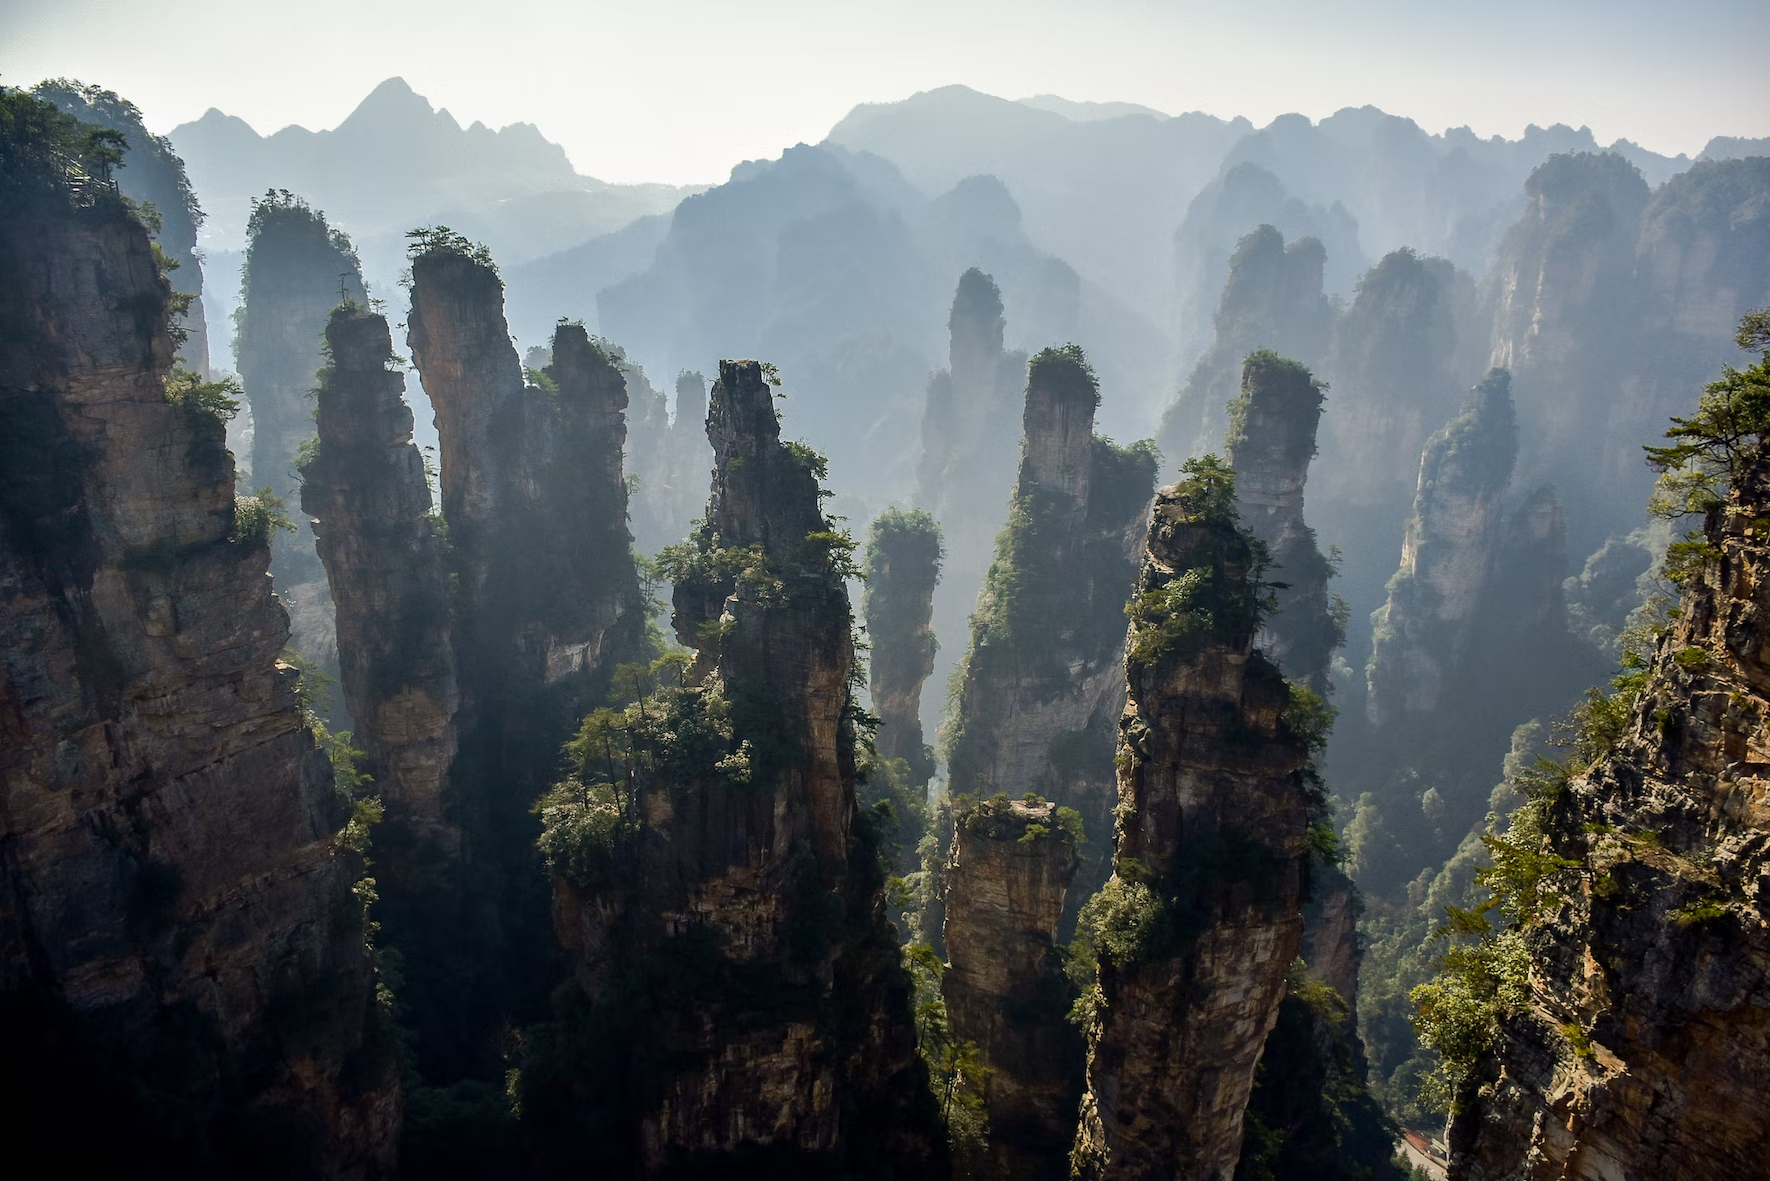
[[163, 367, 241, 425], [1645, 310, 1770, 584], [904, 943, 991, 1169], [0, 85, 125, 209], [1124, 456, 1271, 668], [405, 224, 498, 277], [230, 486, 295, 547]]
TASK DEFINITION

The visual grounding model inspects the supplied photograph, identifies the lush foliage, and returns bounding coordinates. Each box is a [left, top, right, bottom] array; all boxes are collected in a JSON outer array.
[[0, 86, 125, 209], [405, 224, 499, 277], [904, 943, 991, 1170], [163, 367, 241, 424], [230, 486, 295, 547]]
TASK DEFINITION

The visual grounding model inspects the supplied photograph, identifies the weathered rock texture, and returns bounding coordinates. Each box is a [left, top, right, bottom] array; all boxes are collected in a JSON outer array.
[[1073, 470, 1313, 1181], [1160, 223, 1335, 463], [0, 134, 395, 1175], [1366, 371, 1520, 727], [624, 364, 713, 556], [918, 269, 1029, 725], [236, 192, 367, 718], [1446, 440, 1770, 1181], [36, 79, 213, 376], [945, 346, 1157, 930], [548, 360, 942, 1177], [298, 303, 464, 1064], [942, 796, 1082, 1181], [1222, 350, 1339, 690], [400, 240, 647, 1080], [864, 508, 942, 787]]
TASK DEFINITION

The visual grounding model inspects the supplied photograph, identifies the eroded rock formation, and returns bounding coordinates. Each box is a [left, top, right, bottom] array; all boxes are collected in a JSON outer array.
[[0, 114, 396, 1175], [1160, 223, 1335, 462], [1366, 370, 1519, 728], [1445, 418, 1770, 1181], [1073, 462, 1313, 1181], [1222, 350, 1339, 690], [394, 238, 646, 1080], [864, 508, 942, 787], [942, 796, 1082, 1181], [944, 345, 1157, 927], [543, 360, 941, 1176], [918, 268, 1029, 717], [236, 191, 367, 714]]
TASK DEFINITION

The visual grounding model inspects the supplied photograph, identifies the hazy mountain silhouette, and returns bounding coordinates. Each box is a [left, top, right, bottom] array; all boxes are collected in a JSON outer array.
[[170, 77, 699, 266]]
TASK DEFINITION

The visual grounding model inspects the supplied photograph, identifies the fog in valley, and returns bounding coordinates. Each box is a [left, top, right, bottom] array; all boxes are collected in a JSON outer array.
[[2, 2, 1767, 1177]]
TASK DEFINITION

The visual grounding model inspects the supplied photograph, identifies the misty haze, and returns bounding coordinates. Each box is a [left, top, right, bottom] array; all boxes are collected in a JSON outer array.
[[1, 2, 1767, 1178]]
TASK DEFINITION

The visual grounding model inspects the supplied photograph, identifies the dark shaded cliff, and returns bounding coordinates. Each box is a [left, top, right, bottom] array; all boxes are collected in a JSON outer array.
[[401, 234, 647, 1082], [1222, 350, 1341, 691], [864, 508, 943, 788], [1072, 458, 1315, 1181], [534, 360, 943, 1177], [0, 92, 397, 1176], [236, 191, 368, 718], [35, 79, 212, 376], [1436, 325, 1770, 1181], [942, 795, 1082, 1181], [1160, 224, 1335, 463], [943, 345, 1158, 929]]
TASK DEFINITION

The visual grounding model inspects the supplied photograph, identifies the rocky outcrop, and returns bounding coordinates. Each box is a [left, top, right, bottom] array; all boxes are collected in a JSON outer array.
[[918, 269, 1029, 720], [942, 796, 1082, 1181], [0, 111, 396, 1175], [945, 346, 1157, 928], [1445, 423, 1770, 1181], [543, 360, 942, 1176], [864, 508, 942, 787], [1073, 461, 1313, 1181], [397, 237, 646, 1080], [236, 192, 367, 718], [1222, 350, 1339, 690], [1366, 371, 1519, 728], [1160, 223, 1336, 462], [36, 80, 213, 376], [1300, 864, 1362, 1009], [298, 302, 463, 1063]]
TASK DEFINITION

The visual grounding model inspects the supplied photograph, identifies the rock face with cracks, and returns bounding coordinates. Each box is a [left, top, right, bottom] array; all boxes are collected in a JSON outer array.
[[1445, 444, 1770, 1181], [548, 360, 943, 1177], [1072, 467, 1314, 1181], [864, 508, 942, 787], [942, 795, 1083, 1181], [0, 157, 397, 1176], [944, 346, 1157, 930]]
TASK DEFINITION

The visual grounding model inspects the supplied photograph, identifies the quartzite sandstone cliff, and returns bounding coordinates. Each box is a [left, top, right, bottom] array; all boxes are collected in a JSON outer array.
[[0, 124, 396, 1176], [943, 796, 1083, 1181], [1073, 464, 1313, 1181]]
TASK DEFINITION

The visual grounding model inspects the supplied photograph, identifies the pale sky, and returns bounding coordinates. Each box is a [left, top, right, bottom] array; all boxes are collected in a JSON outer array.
[[3, 0, 1766, 185]]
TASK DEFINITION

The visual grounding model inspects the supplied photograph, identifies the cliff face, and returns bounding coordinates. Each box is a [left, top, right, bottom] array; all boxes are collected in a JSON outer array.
[[298, 303, 463, 1069], [625, 365, 712, 555], [36, 80, 212, 376], [1366, 371, 1519, 727], [941, 796, 1082, 1181], [1073, 461, 1313, 1181], [1160, 224, 1335, 462], [0, 128, 395, 1175], [945, 347, 1157, 930], [236, 192, 367, 716], [401, 239, 646, 1080], [1444, 438, 1770, 1180], [543, 360, 941, 1176], [918, 269, 1030, 728], [864, 508, 942, 787], [1222, 350, 1339, 690]]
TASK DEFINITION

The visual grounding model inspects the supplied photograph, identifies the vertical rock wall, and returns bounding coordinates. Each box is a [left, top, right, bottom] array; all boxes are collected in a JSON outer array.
[[1222, 350, 1339, 690], [1446, 434, 1770, 1181], [864, 508, 943, 787], [0, 136, 396, 1176], [942, 796, 1082, 1181], [236, 193, 367, 716], [547, 360, 943, 1176], [1073, 465, 1313, 1181], [944, 346, 1157, 927]]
